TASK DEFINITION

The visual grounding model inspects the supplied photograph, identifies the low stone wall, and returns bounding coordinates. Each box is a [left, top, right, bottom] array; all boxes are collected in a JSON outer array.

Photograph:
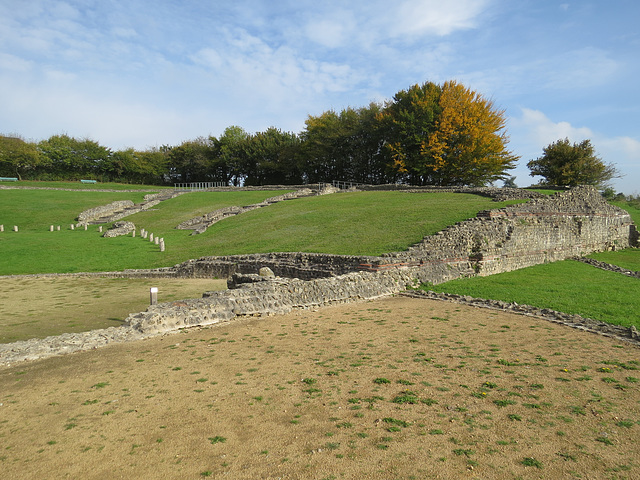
[[172, 252, 382, 280], [573, 257, 640, 279], [124, 265, 471, 334], [176, 188, 314, 234], [103, 221, 136, 238], [77, 200, 134, 223], [401, 290, 639, 344]]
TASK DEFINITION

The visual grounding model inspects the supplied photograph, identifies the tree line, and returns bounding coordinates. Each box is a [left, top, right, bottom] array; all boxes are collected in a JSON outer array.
[[0, 80, 523, 186], [2, 80, 618, 188]]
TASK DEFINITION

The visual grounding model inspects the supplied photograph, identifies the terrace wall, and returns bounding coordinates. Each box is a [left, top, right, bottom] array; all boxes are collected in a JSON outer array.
[[122, 185, 637, 335], [171, 185, 635, 280]]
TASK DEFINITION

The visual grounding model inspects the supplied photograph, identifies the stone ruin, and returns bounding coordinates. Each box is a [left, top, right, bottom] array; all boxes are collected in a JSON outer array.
[[1, 185, 638, 365]]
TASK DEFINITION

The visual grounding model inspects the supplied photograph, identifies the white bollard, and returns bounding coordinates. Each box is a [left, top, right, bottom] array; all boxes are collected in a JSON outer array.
[[150, 287, 158, 305]]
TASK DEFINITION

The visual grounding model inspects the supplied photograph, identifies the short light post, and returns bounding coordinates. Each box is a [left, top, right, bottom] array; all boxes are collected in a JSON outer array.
[[150, 287, 158, 306]]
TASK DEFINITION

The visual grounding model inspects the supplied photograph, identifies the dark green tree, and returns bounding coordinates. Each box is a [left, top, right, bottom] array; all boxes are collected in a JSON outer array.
[[527, 138, 621, 188], [240, 127, 302, 185], [214, 126, 250, 186], [301, 103, 386, 183], [38, 134, 111, 179], [0, 135, 43, 179]]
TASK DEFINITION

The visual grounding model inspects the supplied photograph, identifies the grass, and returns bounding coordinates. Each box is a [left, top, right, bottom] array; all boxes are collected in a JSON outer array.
[[1, 180, 171, 190], [589, 247, 640, 271], [0, 185, 519, 275], [425, 259, 640, 328]]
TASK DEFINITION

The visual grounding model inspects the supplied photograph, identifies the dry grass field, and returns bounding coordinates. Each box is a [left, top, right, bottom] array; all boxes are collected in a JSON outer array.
[[1, 296, 638, 480]]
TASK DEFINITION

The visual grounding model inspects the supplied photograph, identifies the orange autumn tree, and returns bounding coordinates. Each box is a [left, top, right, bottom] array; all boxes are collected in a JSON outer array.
[[382, 80, 518, 186]]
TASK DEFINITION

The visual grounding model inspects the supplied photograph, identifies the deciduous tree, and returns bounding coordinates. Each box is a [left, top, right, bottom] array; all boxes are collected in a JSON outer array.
[[379, 81, 518, 186], [527, 138, 621, 188]]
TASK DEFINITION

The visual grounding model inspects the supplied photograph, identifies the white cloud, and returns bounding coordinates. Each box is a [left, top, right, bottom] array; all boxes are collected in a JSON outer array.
[[304, 12, 356, 49], [516, 108, 593, 146], [0, 52, 33, 72], [508, 108, 640, 193], [392, 0, 490, 36]]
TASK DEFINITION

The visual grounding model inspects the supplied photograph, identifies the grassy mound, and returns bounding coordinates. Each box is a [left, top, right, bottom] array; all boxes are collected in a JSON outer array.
[[0, 186, 518, 275]]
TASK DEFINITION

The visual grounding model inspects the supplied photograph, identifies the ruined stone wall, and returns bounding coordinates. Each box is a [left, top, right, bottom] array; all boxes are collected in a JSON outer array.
[[169, 186, 635, 281], [385, 186, 634, 276], [172, 252, 382, 280], [77, 200, 134, 223], [124, 263, 472, 334]]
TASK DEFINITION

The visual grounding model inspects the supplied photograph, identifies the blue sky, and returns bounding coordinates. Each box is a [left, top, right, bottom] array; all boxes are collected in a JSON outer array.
[[1, 0, 638, 193]]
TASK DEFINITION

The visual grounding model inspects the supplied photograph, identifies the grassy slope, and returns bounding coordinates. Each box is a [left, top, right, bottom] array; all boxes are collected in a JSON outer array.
[[427, 259, 640, 328], [0, 189, 517, 274], [1, 180, 170, 190]]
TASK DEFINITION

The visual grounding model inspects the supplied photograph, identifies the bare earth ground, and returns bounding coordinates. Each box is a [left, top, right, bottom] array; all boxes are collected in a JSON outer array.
[[1, 296, 639, 480], [0, 277, 226, 343]]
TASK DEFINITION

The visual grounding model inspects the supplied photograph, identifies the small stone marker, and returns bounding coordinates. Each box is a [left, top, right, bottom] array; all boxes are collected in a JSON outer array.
[[70, 224, 75, 230], [154, 237, 159, 245], [84, 224, 88, 231], [57, 225, 60, 231], [150, 287, 158, 305], [132, 229, 136, 237], [149, 233, 154, 242], [50, 225, 54, 232], [98, 226, 103, 233], [13, 225, 18, 232], [0, 225, 4, 232]]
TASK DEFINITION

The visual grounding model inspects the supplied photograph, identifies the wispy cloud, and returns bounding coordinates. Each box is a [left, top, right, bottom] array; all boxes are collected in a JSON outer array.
[[509, 108, 640, 191]]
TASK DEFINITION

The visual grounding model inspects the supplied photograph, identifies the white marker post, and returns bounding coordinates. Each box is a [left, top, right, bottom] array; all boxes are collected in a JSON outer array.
[[150, 287, 158, 305]]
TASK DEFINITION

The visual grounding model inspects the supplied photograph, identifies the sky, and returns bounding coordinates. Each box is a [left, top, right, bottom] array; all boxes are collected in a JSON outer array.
[[1, 0, 638, 193]]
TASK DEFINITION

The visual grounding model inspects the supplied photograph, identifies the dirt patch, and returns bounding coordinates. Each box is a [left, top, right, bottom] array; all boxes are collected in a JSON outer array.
[[0, 277, 226, 343], [1, 296, 638, 479]]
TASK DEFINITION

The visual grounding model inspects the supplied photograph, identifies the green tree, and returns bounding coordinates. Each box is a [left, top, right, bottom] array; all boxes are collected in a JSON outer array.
[[378, 82, 442, 184], [214, 126, 250, 186], [527, 138, 621, 188], [301, 103, 386, 183], [379, 81, 518, 186], [167, 137, 215, 182], [240, 127, 302, 185], [38, 134, 111, 179], [0, 135, 43, 180]]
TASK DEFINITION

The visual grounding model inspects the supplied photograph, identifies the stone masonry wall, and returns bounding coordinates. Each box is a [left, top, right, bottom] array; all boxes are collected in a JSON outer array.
[[77, 200, 134, 223], [172, 186, 635, 280], [124, 264, 470, 334]]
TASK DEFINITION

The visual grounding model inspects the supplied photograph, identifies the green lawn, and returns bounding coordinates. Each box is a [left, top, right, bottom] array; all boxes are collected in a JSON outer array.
[[425, 259, 640, 328], [1, 180, 169, 190], [0, 189, 519, 275], [589, 248, 640, 271]]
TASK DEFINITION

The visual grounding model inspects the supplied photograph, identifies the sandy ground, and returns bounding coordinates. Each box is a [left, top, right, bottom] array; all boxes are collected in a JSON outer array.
[[1, 295, 639, 480], [0, 277, 226, 343]]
